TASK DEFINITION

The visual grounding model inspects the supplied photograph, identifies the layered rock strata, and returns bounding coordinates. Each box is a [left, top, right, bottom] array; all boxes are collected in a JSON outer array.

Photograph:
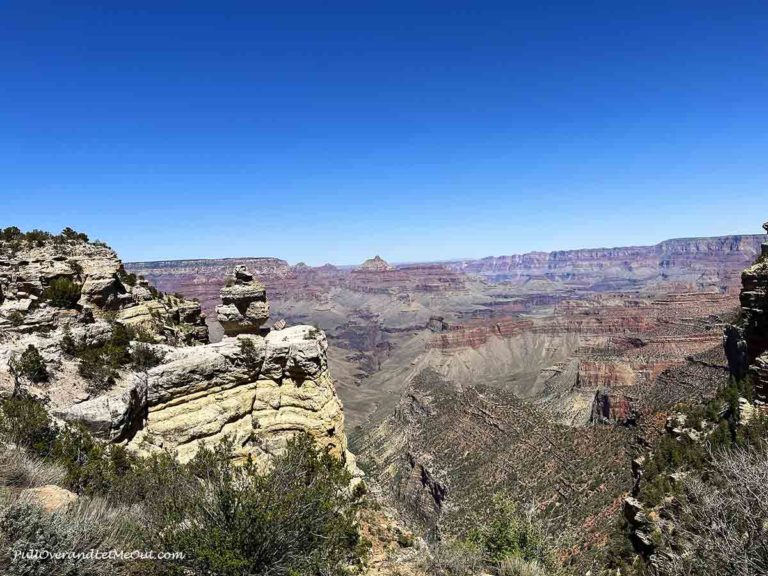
[[445, 235, 764, 290], [0, 239, 208, 344], [215, 265, 269, 336], [0, 235, 356, 474], [127, 326, 355, 468], [725, 225, 768, 403]]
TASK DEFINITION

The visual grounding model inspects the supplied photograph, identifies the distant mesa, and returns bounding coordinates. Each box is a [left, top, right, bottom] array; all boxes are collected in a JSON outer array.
[[357, 255, 394, 272]]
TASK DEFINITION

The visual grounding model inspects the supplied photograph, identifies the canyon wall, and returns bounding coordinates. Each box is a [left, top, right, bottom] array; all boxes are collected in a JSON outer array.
[[443, 234, 764, 289]]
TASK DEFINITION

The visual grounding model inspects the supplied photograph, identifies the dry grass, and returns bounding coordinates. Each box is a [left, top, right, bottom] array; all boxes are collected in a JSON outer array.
[[0, 493, 142, 576], [0, 444, 66, 488]]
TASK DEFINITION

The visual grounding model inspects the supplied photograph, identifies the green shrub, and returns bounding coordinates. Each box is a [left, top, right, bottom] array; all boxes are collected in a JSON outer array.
[[426, 539, 484, 576], [77, 347, 119, 394], [0, 227, 22, 242], [239, 337, 261, 374], [59, 227, 89, 242], [470, 497, 554, 568], [42, 277, 81, 309], [9, 344, 48, 383], [24, 229, 52, 246], [130, 343, 165, 370], [7, 312, 24, 327], [52, 424, 139, 496], [117, 269, 137, 286], [0, 397, 58, 458], [60, 329, 77, 356], [147, 434, 362, 576], [75, 323, 136, 394]]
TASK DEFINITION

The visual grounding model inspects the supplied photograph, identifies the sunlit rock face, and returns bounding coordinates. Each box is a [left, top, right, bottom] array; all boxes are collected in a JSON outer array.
[[128, 325, 357, 472], [215, 265, 270, 336], [0, 236, 357, 475]]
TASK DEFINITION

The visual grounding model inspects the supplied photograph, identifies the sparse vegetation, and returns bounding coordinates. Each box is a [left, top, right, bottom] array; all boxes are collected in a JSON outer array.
[[0, 498, 140, 576], [145, 435, 362, 576], [0, 395, 364, 576], [42, 277, 82, 309], [0, 445, 66, 488], [638, 378, 768, 508], [130, 343, 165, 370], [9, 344, 48, 384], [470, 497, 558, 572], [117, 269, 138, 286], [7, 311, 24, 327], [427, 496, 562, 576], [70, 323, 136, 393], [602, 377, 768, 574], [653, 447, 768, 576], [239, 337, 261, 373], [59, 227, 90, 242], [0, 227, 93, 253]]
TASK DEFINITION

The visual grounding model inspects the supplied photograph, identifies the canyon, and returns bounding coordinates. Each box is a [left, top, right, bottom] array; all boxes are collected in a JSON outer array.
[[127, 234, 762, 427], [126, 232, 765, 568], [1, 227, 765, 573]]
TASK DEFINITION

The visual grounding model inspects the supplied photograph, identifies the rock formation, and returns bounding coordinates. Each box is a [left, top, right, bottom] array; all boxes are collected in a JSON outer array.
[[0, 232, 357, 476], [127, 325, 355, 469], [215, 265, 270, 336], [123, 268, 356, 470], [725, 223, 768, 403], [357, 255, 394, 272], [444, 234, 764, 289], [0, 236, 207, 344], [69, 269, 356, 470]]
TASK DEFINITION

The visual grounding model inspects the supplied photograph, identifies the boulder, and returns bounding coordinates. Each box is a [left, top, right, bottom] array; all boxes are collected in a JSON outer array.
[[56, 376, 148, 441], [21, 485, 78, 513]]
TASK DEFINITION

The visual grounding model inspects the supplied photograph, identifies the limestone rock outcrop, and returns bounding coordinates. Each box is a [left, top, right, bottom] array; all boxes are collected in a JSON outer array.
[[1, 233, 358, 478], [0, 235, 208, 345], [215, 265, 269, 336], [725, 223, 768, 403], [128, 325, 356, 470], [56, 371, 150, 441]]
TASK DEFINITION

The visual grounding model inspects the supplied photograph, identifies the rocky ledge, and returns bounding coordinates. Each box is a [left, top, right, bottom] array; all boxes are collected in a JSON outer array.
[[0, 231, 357, 475], [125, 325, 355, 468], [0, 235, 207, 345]]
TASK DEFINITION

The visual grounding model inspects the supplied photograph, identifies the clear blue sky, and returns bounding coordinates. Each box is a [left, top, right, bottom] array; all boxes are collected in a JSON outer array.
[[2, 1, 767, 264]]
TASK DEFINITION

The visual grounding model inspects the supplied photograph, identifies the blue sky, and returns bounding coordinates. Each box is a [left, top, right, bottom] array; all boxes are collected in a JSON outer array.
[[2, 1, 767, 264]]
